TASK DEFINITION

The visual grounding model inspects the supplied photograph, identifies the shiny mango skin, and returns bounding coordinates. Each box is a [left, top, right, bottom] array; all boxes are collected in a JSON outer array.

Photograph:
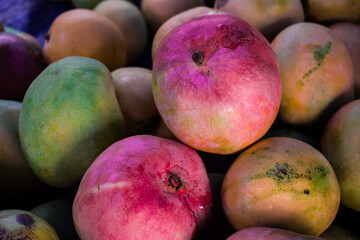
[[222, 137, 340, 236], [321, 99, 360, 211], [19, 56, 126, 188], [0, 209, 59, 240]]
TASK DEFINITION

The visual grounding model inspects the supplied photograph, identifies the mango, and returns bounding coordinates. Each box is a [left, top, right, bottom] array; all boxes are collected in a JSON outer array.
[[222, 137, 340, 236], [0, 100, 46, 197], [0, 209, 59, 239], [19, 56, 126, 188]]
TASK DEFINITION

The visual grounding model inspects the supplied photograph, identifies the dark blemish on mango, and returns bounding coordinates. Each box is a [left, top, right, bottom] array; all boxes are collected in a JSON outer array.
[[168, 174, 182, 191], [192, 50, 204, 65], [304, 189, 310, 195], [16, 214, 35, 228]]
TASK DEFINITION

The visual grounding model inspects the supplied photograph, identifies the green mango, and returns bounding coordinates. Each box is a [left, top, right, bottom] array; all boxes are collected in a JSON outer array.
[[19, 56, 126, 188]]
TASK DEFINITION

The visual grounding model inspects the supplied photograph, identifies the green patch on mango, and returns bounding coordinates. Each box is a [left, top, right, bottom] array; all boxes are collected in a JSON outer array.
[[313, 41, 332, 65]]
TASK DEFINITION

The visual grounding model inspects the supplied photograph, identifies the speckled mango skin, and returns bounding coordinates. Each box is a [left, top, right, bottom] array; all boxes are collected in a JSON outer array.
[[227, 227, 325, 240], [271, 22, 354, 127], [19, 56, 126, 188], [221, 137, 340, 236], [153, 14, 282, 155], [0, 209, 59, 240], [321, 99, 360, 212], [73, 135, 211, 240]]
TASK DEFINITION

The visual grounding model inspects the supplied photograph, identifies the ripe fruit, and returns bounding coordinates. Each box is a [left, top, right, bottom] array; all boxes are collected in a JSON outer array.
[[0, 209, 59, 239], [0, 32, 46, 101], [19, 56, 126, 188], [321, 99, 360, 212], [43, 9, 126, 71], [73, 135, 212, 240], [0, 100, 46, 197], [271, 22, 354, 128], [94, 0, 147, 64], [222, 137, 340, 236], [214, 0, 304, 41], [153, 14, 281, 154], [152, 6, 223, 58]]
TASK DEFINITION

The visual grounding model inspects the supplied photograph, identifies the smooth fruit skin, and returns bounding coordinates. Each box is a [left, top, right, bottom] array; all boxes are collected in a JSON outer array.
[[19, 56, 126, 188], [226, 227, 325, 240], [329, 22, 360, 98], [73, 135, 212, 240], [94, 0, 148, 64], [271, 22, 354, 127], [221, 137, 340, 236], [153, 14, 282, 155], [214, 0, 304, 41], [0, 209, 59, 240], [0, 100, 46, 197], [43, 9, 126, 71], [321, 99, 360, 212], [0, 32, 46, 101]]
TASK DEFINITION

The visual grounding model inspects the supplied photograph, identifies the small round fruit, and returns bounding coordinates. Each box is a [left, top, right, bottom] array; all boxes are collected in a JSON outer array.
[[222, 137, 340, 236], [73, 135, 212, 240], [271, 22, 354, 128], [94, 0, 147, 64], [43, 9, 126, 71], [321, 99, 360, 212], [0, 209, 59, 239]]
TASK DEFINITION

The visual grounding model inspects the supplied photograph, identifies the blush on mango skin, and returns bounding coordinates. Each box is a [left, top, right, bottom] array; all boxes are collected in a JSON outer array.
[[152, 14, 282, 155], [73, 135, 212, 240]]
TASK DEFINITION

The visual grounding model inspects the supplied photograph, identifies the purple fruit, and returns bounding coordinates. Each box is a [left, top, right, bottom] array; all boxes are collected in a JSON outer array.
[[0, 32, 47, 101]]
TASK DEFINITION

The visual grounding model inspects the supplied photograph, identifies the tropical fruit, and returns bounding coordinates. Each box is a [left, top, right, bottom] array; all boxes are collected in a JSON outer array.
[[271, 22, 354, 128], [43, 9, 126, 71], [0, 100, 46, 197], [94, 0, 147, 64], [321, 99, 360, 212], [0, 209, 59, 239], [214, 0, 304, 40], [19, 56, 126, 188], [222, 137, 340, 236]]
